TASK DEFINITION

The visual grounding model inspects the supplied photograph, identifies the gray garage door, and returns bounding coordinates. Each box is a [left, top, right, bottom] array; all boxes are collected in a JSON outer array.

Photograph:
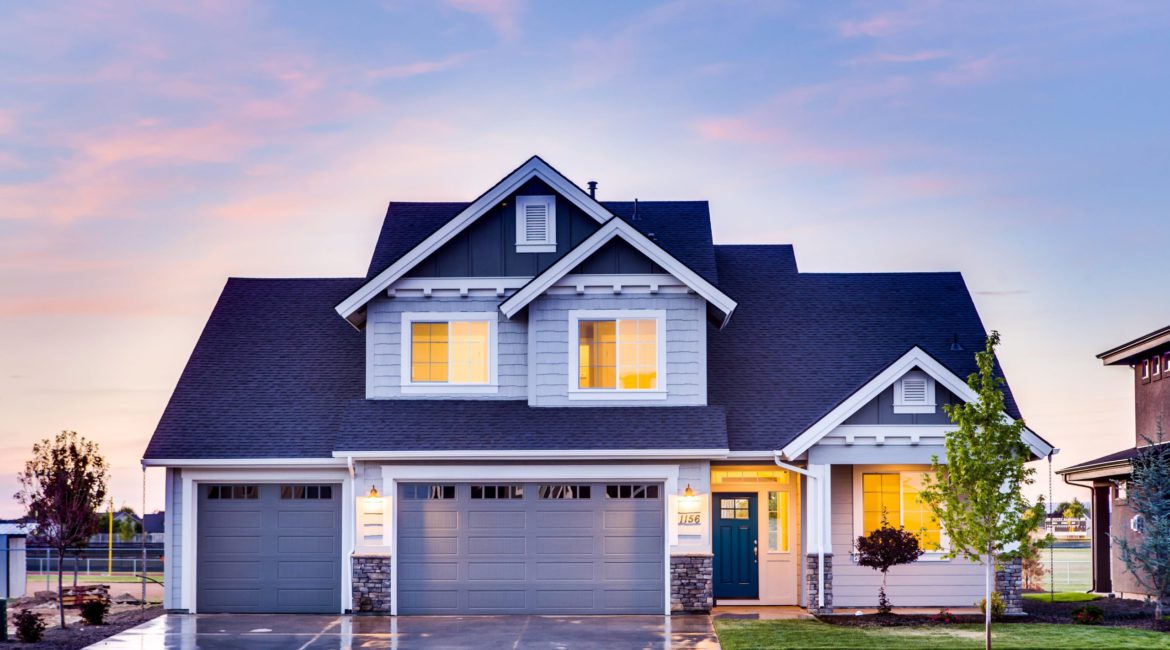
[[397, 482, 665, 614], [197, 483, 341, 613]]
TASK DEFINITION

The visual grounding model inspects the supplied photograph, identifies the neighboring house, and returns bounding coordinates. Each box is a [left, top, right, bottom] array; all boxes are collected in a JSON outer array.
[[143, 512, 165, 544], [142, 156, 1053, 616], [1058, 325, 1170, 597], [0, 523, 29, 599]]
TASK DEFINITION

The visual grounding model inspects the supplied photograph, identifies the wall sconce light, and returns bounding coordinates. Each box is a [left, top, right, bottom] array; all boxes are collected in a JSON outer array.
[[363, 485, 384, 514], [683, 484, 695, 498], [368, 485, 379, 499]]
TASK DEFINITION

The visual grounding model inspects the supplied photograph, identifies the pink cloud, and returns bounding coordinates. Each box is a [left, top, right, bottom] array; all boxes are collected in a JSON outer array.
[[933, 54, 1003, 86], [445, 0, 524, 41], [838, 12, 918, 38], [367, 55, 466, 80], [0, 109, 15, 135], [848, 50, 952, 66], [692, 116, 883, 167]]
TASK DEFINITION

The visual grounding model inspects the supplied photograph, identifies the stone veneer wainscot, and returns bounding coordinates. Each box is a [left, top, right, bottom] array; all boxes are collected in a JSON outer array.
[[670, 554, 713, 613], [351, 555, 392, 614]]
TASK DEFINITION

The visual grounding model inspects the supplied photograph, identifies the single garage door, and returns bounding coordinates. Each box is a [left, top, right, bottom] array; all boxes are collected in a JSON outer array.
[[397, 481, 665, 614], [197, 483, 341, 613]]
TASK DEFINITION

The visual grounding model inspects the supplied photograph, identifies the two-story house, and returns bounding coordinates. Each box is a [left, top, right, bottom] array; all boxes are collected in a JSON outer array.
[[1059, 325, 1170, 597], [142, 156, 1053, 616]]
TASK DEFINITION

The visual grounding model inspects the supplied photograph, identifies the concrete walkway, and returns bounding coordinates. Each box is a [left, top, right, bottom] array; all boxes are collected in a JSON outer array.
[[87, 613, 720, 649]]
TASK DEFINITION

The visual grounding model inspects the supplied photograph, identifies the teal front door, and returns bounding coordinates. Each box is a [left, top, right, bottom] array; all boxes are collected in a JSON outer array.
[[713, 493, 759, 599]]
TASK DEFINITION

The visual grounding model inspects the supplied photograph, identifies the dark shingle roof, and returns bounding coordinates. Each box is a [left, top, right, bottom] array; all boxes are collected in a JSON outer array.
[[1058, 443, 1162, 475], [708, 244, 1022, 451], [336, 401, 727, 451], [366, 201, 718, 283], [144, 278, 367, 459]]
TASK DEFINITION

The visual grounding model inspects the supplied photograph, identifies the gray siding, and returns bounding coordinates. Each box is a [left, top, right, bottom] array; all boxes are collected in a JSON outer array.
[[830, 465, 986, 608], [843, 385, 961, 425], [528, 293, 707, 407], [367, 296, 527, 400], [166, 468, 182, 609]]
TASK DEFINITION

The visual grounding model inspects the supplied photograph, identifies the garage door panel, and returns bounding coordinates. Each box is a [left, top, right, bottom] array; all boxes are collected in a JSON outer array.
[[397, 481, 664, 615], [398, 510, 458, 529], [197, 483, 340, 613], [398, 561, 459, 581]]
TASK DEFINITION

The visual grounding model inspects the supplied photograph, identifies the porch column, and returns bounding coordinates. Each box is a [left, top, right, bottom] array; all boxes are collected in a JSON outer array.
[[1091, 484, 1113, 593], [805, 463, 833, 613]]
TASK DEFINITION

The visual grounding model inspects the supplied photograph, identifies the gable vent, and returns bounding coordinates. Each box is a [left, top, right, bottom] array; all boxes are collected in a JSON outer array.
[[901, 377, 928, 403], [515, 195, 557, 253], [893, 370, 936, 414]]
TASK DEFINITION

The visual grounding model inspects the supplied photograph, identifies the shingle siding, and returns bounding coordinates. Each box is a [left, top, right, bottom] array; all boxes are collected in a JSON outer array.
[[366, 295, 527, 400], [166, 468, 182, 609], [529, 293, 707, 407]]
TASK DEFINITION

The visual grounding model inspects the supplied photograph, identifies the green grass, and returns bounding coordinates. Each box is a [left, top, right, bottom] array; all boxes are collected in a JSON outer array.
[[714, 619, 1170, 649], [1024, 592, 1101, 603]]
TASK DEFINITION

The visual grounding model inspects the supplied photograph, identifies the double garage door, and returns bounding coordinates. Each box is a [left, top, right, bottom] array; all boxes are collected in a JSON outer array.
[[197, 483, 341, 613], [397, 482, 665, 614]]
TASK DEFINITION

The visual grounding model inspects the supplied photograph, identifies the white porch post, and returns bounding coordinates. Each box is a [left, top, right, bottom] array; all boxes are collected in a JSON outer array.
[[807, 463, 832, 612]]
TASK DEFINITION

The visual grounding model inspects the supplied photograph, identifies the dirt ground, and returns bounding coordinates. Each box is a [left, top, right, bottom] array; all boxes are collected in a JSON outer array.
[[4, 603, 163, 648], [23, 577, 165, 604]]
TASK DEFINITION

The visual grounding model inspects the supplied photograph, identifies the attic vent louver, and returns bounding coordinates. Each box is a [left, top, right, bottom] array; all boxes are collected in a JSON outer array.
[[515, 195, 556, 253], [893, 369, 936, 414]]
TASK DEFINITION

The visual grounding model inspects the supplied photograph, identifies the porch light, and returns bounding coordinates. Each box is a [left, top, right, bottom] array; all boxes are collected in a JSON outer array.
[[368, 485, 379, 499], [683, 484, 695, 498], [362, 485, 384, 514]]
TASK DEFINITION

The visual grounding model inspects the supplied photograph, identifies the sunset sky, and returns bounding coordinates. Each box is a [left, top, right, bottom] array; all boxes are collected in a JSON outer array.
[[2, 1, 1168, 517]]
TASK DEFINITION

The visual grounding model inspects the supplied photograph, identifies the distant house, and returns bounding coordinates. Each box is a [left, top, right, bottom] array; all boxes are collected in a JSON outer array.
[[143, 156, 1054, 616], [0, 522, 29, 599], [1059, 325, 1170, 596], [143, 513, 165, 544]]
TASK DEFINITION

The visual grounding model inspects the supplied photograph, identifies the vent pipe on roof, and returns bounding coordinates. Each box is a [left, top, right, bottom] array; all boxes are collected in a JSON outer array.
[[632, 198, 639, 220], [587, 181, 597, 199]]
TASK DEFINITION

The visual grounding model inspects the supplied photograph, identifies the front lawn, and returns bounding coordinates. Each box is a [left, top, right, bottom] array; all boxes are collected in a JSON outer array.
[[713, 619, 1170, 649], [1023, 592, 1101, 603]]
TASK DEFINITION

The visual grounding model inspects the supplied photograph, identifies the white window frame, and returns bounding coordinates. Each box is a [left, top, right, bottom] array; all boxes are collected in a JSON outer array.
[[515, 195, 556, 253], [567, 309, 667, 400], [893, 369, 936, 414], [399, 311, 499, 394], [1142, 359, 1150, 380], [852, 465, 949, 560]]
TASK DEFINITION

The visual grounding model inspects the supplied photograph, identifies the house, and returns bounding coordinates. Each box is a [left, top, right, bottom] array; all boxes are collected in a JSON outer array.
[[142, 156, 1053, 616], [1058, 324, 1170, 597], [0, 523, 29, 600]]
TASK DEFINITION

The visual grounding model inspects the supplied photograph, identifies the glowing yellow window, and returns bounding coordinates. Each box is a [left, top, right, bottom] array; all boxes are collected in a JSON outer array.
[[861, 473, 901, 535], [579, 319, 657, 390], [768, 490, 789, 552], [411, 321, 489, 384], [902, 473, 943, 551]]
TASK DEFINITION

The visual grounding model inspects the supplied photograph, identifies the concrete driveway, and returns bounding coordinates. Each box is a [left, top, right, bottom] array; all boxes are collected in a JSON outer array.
[[87, 613, 720, 648]]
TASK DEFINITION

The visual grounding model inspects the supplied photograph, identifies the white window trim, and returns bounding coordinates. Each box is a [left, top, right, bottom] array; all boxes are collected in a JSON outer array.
[[892, 369, 937, 414], [399, 311, 499, 394], [851, 465, 950, 561], [1142, 359, 1150, 379], [567, 309, 667, 400], [515, 195, 556, 253], [1153, 356, 1162, 377]]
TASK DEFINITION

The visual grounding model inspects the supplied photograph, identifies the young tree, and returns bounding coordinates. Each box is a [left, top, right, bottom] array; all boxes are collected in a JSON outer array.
[[115, 507, 142, 543], [15, 431, 109, 629], [1062, 499, 1087, 520], [855, 513, 925, 614], [919, 332, 1045, 650], [1113, 422, 1170, 620]]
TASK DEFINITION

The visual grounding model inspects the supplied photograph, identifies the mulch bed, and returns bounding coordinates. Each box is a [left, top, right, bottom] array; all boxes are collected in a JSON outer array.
[[815, 597, 1167, 632], [4, 606, 163, 649]]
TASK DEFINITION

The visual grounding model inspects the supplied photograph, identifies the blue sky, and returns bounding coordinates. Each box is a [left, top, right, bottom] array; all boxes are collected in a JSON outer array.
[[1, 0, 1168, 515]]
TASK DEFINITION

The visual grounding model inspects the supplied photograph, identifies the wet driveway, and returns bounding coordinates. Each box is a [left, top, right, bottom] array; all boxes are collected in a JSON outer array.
[[87, 613, 720, 649]]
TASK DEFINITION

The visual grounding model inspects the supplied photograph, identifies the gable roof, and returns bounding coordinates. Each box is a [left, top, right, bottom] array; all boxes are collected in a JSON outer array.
[[499, 216, 737, 327], [337, 156, 612, 327], [707, 245, 1027, 452]]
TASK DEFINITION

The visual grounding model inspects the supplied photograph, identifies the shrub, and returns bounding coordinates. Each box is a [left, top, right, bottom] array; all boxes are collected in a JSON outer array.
[[15, 609, 47, 643], [1071, 605, 1105, 625], [855, 513, 925, 614], [977, 592, 1006, 619], [932, 608, 959, 624], [80, 598, 111, 625]]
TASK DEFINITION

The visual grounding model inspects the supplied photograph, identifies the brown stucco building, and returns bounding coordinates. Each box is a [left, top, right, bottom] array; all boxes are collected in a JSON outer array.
[[1059, 325, 1170, 596]]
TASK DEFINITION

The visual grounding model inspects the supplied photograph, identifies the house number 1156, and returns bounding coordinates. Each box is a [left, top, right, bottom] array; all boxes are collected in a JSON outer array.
[[678, 513, 701, 525]]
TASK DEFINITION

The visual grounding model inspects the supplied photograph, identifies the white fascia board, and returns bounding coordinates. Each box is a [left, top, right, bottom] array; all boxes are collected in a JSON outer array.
[[140, 457, 348, 468], [499, 218, 737, 326], [335, 157, 612, 326], [778, 346, 1054, 460], [333, 448, 729, 460]]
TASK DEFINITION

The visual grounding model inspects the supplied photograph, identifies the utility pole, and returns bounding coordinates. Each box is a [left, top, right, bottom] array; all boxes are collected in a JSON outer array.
[[108, 498, 114, 575]]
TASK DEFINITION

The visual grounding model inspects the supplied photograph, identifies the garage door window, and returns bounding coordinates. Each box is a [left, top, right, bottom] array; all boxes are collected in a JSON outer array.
[[471, 484, 523, 499], [207, 485, 258, 499], [280, 485, 333, 499], [605, 484, 659, 499], [401, 484, 455, 500], [539, 484, 592, 499]]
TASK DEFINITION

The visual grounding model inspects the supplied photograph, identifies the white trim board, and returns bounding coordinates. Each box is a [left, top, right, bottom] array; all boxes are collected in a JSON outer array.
[[778, 347, 1054, 460], [336, 156, 612, 327], [141, 458, 348, 468], [379, 463, 681, 616], [333, 448, 729, 460], [499, 217, 738, 328]]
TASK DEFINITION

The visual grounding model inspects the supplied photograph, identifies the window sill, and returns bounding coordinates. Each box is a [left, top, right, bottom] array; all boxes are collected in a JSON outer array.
[[516, 243, 556, 253], [567, 389, 668, 401], [850, 551, 951, 563], [400, 384, 499, 395]]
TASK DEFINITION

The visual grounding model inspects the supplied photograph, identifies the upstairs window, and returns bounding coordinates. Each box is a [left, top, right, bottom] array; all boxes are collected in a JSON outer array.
[[570, 310, 664, 392], [1142, 359, 1151, 383], [1154, 356, 1163, 380], [893, 370, 936, 414], [401, 313, 497, 392], [515, 195, 556, 253]]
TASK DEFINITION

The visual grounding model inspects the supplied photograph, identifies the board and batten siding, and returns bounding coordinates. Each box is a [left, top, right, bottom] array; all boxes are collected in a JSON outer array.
[[165, 467, 182, 610], [829, 464, 986, 608], [366, 296, 527, 399], [528, 293, 707, 407]]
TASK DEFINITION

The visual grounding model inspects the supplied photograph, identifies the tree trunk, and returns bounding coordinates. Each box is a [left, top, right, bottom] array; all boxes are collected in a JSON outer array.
[[57, 552, 66, 629], [985, 548, 993, 650]]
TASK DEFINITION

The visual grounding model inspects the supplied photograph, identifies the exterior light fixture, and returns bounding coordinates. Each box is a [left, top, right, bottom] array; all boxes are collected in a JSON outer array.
[[368, 485, 379, 499], [683, 484, 695, 498], [363, 485, 384, 514]]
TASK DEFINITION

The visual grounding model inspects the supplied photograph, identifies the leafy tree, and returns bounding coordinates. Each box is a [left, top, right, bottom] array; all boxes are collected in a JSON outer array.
[[1061, 499, 1087, 520], [1113, 421, 1170, 620], [15, 431, 109, 629], [114, 506, 142, 543], [1014, 506, 1053, 591], [919, 332, 1045, 650], [855, 513, 924, 614]]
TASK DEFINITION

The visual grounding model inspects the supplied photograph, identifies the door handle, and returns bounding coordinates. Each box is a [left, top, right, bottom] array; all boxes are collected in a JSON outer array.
[[753, 539, 759, 562]]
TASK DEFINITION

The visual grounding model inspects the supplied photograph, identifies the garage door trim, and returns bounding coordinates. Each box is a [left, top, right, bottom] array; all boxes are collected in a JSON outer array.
[[382, 463, 681, 616]]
